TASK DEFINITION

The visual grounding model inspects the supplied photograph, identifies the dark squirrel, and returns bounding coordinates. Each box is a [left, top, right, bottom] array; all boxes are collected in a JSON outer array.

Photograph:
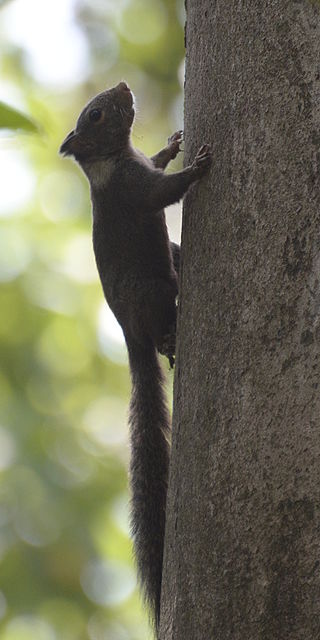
[[60, 81, 211, 633]]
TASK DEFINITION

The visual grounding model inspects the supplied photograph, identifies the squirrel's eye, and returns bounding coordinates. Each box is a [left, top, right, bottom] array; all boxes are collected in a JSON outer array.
[[89, 108, 103, 123]]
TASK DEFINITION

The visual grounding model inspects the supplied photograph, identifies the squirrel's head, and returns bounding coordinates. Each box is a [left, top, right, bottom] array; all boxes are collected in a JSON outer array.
[[60, 81, 134, 163]]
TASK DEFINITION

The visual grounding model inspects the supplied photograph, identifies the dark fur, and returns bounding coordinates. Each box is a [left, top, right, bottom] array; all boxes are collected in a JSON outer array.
[[127, 337, 170, 628], [60, 82, 211, 634]]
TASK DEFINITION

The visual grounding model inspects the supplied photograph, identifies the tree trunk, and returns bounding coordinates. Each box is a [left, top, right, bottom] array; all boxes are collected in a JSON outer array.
[[160, 1, 320, 639]]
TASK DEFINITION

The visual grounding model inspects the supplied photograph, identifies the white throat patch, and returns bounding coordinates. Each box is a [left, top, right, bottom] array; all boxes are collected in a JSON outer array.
[[83, 158, 116, 190]]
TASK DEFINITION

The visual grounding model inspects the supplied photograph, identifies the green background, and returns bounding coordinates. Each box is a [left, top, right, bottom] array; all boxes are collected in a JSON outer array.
[[0, 0, 184, 637]]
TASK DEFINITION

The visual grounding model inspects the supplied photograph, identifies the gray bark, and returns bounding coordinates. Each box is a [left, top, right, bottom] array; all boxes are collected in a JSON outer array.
[[160, 1, 320, 639]]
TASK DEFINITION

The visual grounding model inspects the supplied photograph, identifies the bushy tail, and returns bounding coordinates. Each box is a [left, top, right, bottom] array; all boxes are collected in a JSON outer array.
[[126, 336, 170, 634]]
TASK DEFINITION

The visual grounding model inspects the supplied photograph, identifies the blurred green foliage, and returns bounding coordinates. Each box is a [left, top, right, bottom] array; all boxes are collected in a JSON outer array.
[[0, 101, 38, 132], [0, 0, 184, 638]]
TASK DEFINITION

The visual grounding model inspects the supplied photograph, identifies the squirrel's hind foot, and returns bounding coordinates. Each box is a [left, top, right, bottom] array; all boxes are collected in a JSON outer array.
[[157, 328, 176, 368]]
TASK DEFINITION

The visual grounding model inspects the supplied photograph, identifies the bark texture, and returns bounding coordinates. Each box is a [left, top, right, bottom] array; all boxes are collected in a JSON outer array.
[[160, 1, 320, 639]]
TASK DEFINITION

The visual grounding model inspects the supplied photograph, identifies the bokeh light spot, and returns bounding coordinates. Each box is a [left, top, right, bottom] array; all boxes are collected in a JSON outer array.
[[48, 437, 95, 488], [22, 269, 80, 315], [0, 149, 35, 217], [0, 226, 31, 282], [81, 559, 135, 606], [1, 615, 56, 640], [10, 467, 61, 547], [111, 494, 130, 537], [83, 397, 127, 449], [2, 0, 89, 87], [59, 232, 98, 284], [97, 303, 127, 364], [88, 613, 130, 640]]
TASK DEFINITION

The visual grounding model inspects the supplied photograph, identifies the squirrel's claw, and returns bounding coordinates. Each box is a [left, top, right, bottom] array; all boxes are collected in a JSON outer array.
[[167, 130, 184, 159], [192, 144, 212, 174]]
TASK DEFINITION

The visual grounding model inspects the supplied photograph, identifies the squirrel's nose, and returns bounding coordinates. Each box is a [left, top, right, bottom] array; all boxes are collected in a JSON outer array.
[[117, 81, 131, 92]]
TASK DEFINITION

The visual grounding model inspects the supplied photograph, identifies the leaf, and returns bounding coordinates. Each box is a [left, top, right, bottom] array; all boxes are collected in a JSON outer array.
[[0, 101, 38, 133]]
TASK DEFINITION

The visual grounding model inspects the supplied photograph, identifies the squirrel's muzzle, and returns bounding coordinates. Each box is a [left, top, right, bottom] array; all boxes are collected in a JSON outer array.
[[59, 130, 77, 156]]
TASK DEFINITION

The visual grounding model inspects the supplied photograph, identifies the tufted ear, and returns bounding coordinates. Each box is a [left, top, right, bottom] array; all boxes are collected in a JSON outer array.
[[59, 130, 79, 156]]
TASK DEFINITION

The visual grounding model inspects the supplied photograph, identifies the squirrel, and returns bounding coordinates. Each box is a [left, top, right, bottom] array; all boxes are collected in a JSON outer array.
[[60, 81, 211, 634]]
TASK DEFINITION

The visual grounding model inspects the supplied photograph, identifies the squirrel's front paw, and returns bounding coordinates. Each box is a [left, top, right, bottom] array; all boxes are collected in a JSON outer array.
[[192, 144, 212, 176], [167, 130, 184, 159]]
